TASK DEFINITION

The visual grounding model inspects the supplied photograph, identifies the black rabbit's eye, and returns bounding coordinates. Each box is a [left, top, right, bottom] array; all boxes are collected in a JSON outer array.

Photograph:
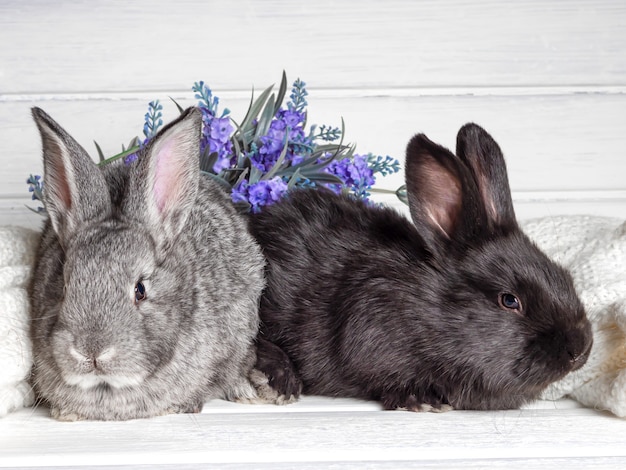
[[499, 293, 521, 311], [134, 281, 147, 304]]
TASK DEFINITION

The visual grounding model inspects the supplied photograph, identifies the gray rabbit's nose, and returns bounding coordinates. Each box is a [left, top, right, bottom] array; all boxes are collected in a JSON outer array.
[[70, 345, 116, 371]]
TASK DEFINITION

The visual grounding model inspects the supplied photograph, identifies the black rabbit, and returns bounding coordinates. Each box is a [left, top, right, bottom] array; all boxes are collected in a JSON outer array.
[[250, 123, 593, 411]]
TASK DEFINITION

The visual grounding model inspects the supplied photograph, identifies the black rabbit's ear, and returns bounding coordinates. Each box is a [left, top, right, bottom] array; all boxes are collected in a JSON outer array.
[[456, 123, 516, 229], [405, 134, 477, 253], [32, 107, 110, 242]]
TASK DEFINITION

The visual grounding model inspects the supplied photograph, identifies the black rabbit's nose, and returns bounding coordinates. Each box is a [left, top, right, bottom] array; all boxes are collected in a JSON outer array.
[[567, 329, 593, 371], [569, 349, 586, 368]]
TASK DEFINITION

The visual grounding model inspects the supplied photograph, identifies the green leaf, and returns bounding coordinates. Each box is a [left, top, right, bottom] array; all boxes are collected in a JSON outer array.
[[296, 171, 344, 185], [230, 118, 249, 153], [333, 117, 347, 159], [233, 200, 252, 214], [236, 94, 255, 148], [254, 93, 276, 143], [238, 84, 275, 139], [128, 136, 140, 148], [290, 120, 351, 170], [231, 136, 243, 165], [249, 165, 264, 184], [97, 146, 141, 167], [273, 71, 288, 115], [275, 143, 354, 179], [201, 146, 223, 174], [287, 168, 303, 189], [26, 205, 47, 216], [278, 146, 338, 173], [309, 143, 353, 159], [236, 147, 249, 169], [94, 141, 106, 162], [233, 167, 250, 188], [169, 96, 185, 114], [369, 187, 402, 195], [228, 167, 252, 186], [202, 171, 232, 192]]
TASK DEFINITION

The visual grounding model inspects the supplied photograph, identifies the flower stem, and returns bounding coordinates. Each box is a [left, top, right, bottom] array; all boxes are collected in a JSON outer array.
[[96, 146, 141, 167]]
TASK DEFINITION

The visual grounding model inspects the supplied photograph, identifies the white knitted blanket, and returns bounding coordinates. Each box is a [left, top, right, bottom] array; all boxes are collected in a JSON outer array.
[[0, 226, 38, 417], [0, 216, 624, 417], [523, 216, 626, 416]]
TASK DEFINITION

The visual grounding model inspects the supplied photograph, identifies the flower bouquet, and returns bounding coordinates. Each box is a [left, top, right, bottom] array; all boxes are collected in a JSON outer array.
[[28, 73, 403, 214]]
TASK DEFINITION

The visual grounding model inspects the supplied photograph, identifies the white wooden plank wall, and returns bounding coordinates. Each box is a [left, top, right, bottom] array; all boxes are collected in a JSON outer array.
[[1, 0, 625, 225], [1, 1, 626, 468]]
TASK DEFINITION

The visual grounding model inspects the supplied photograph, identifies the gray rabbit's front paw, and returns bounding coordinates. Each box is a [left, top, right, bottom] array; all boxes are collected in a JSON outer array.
[[50, 407, 86, 422], [168, 401, 204, 415]]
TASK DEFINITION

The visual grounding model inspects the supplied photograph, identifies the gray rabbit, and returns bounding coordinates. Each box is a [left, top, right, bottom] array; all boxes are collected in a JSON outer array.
[[29, 107, 268, 421]]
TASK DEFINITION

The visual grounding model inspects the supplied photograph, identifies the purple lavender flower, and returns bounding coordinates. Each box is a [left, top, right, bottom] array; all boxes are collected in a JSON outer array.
[[212, 144, 235, 173], [199, 109, 213, 151], [281, 109, 305, 128], [26, 174, 46, 213], [325, 154, 376, 199], [231, 177, 289, 213], [231, 180, 249, 205], [254, 128, 287, 172], [27, 76, 402, 218], [289, 131, 314, 165], [270, 118, 287, 131], [198, 108, 235, 173], [210, 117, 233, 143], [26, 174, 43, 200], [261, 128, 286, 155], [124, 153, 138, 164], [254, 108, 309, 169]]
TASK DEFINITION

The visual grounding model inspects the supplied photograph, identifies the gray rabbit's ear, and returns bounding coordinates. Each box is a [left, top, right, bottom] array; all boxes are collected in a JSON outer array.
[[455, 123, 517, 230], [404, 133, 483, 254], [32, 107, 110, 241], [125, 107, 202, 250]]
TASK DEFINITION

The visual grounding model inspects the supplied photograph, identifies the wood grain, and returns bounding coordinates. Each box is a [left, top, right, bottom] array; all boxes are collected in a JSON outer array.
[[3, 91, 624, 218], [1, 0, 625, 94], [2, 398, 626, 469], [1, 1, 626, 468]]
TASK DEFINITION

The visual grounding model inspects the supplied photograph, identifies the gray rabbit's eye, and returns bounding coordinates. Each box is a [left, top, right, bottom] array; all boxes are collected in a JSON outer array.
[[499, 293, 521, 312], [135, 281, 147, 304]]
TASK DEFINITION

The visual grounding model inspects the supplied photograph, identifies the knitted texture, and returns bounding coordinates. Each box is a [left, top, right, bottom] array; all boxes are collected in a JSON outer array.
[[0, 217, 624, 416], [523, 216, 626, 416], [0, 226, 39, 417]]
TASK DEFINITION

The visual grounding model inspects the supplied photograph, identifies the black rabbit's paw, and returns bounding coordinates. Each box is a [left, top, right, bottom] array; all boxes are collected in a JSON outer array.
[[248, 368, 298, 405], [381, 391, 453, 413], [255, 337, 303, 400]]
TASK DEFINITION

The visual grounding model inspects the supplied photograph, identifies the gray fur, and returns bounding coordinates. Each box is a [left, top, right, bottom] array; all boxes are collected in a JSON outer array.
[[29, 107, 266, 421]]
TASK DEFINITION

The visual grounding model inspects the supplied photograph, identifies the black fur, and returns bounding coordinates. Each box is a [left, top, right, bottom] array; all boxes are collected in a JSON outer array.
[[250, 123, 592, 411]]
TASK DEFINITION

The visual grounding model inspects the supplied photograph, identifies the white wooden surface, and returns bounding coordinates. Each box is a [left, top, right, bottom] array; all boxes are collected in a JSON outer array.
[[1, 0, 626, 468], [3, 398, 626, 469]]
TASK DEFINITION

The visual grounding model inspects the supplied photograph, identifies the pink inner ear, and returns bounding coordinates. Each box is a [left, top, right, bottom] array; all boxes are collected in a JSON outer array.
[[52, 159, 73, 212], [420, 159, 462, 238], [45, 137, 73, 212], [152, 140, 182, 214], [477, 171, 498, 224]]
